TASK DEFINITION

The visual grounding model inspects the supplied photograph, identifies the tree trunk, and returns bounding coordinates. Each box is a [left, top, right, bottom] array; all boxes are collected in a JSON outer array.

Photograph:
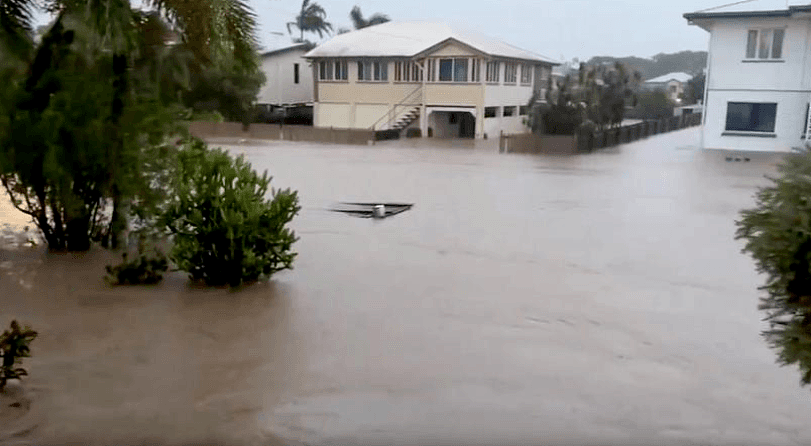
[[65, 213, 91, 251]]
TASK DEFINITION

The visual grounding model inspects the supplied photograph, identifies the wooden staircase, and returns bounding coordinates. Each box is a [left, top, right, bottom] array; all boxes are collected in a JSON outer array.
[[370, 85, 423, 135], [391, 106, 420, 131]]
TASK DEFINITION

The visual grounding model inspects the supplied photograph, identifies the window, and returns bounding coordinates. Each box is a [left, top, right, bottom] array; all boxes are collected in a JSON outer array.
[[319, 60, 333, 81], [503, 106, 516, 117], [484, 106, 497, 118], [427, 59, 436, 82], [746, 28, 785, 59], [334, 60, 347, 80], [294, 63, 299, 84], [319, 60, 347, 81], [454, 58, 468, 82], [434, 58, 478, 82], [725, 102, 777, 133], [519, 105, 529, 115], [394, 61, 423, 82], [520, 64, 532, 85], [439, 59, 453, 81], [486, 61, 500, 83], [358, 60, 388, 81], [504, 63, 517, 84]]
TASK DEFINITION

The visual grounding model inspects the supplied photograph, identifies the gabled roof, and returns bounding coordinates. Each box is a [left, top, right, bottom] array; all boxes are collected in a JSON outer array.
[[261, 43, 311, 58], [685, 1, 811, 20], [645, 72, 693, 83], [304, 21, 559, 64]]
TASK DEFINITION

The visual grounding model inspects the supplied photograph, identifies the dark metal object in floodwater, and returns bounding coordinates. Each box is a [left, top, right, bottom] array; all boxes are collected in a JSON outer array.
[[331, 202, 414, 219]]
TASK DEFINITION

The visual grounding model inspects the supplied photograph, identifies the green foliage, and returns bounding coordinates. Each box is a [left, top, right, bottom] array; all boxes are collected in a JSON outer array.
[[542, 104, 583, 135], [287, 0, 333, 41], [736, 151, 811, 386], [630, 91, 675, 120], [349, 6, 390, 30], [183, 56, 266, 124], [684, 72, 706, 105], [0, 0, 263, 252], [163, 138, 300, 287], [0, 320, 37, 392], [105, 249, 169, 285]]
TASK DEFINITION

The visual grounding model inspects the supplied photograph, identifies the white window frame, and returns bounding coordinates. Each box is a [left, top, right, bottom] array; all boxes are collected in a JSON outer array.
[[520, 64, 532, 85], [745, 28, 785, 60], [486, 61, 500, 83], [432, 57, 479, 83], [504, 62, 518, 84], [358, 60, 388, 82], [319, 60, 333, 81], [333, 60, 348, 81], [394, 61, 423, 82]]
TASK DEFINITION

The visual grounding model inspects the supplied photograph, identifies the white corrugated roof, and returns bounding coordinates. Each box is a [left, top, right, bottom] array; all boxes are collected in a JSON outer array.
[[645, 72, 693, 83], [688, 0, 810, 15], [304, 21, 559, 64]]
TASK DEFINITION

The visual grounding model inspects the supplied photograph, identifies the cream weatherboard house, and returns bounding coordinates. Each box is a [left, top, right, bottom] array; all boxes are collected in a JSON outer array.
[[304, 22, 558, 139], [685, 1, 811, 152]]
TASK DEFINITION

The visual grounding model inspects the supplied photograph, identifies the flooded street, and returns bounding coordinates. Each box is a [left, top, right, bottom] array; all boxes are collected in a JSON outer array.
[[3, 127, 811, 445]]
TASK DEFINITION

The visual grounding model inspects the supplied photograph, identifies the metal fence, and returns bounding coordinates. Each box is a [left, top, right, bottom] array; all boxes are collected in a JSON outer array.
[[576, 113, 703, 152], [500, 113, 703, 155]]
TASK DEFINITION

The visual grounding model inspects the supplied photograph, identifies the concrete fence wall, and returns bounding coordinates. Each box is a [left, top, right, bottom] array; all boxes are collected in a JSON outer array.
[[188, 122, 375, 146], [500, 113, 703, 155]]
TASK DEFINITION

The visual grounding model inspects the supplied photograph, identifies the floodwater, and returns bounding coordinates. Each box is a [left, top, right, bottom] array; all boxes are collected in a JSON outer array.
[[2, 128, 810, 446]]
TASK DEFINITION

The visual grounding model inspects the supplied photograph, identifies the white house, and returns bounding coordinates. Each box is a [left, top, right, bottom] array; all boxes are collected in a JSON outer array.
[[257, 43, 314, 108], [685, 0, 811, 152], [304, 22, 559, 139], [642, 72, 693, 102]]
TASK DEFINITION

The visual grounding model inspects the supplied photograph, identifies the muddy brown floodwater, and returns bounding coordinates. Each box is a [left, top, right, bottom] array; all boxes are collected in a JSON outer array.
[[2, 128, 810, 446]]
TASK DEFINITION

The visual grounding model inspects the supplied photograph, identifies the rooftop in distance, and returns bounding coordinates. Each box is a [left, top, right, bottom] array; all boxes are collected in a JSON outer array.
[[304, 21, 559, 65]]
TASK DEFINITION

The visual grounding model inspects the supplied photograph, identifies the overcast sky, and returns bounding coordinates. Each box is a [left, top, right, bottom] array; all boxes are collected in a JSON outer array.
[[254, 0, 721, 61]]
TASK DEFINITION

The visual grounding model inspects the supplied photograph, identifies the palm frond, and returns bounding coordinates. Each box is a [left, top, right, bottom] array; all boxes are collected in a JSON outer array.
[[0, 0, 37, 60], [144, 0, 258, 68]]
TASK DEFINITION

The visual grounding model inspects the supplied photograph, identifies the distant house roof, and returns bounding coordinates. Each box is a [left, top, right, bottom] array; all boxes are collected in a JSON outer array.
[[645, 72, 693, 84], [684, 1, 811, 20], [261, 43, 311, 58], [304, 21, 559, 64]]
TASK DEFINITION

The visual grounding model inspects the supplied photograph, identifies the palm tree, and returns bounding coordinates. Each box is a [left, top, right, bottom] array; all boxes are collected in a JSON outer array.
[[286, 0, 332, 42], [0, 0, 260, 250], [349, 5, 389, 30]]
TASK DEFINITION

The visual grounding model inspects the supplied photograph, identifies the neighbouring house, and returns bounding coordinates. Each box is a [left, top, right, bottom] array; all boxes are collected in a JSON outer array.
[[685, 0, 811, 152], [642, 72, 693, 102], [304, 22, 559, 139], [674, 101, 705, 118], [257, 43, 314, 123]]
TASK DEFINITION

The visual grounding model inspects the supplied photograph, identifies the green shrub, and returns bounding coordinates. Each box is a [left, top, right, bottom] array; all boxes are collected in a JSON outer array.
[[163, 138, 300, 287], [105, 249, 169, 285], [0, 321, 37, 392], [737, 151, 811, 385]]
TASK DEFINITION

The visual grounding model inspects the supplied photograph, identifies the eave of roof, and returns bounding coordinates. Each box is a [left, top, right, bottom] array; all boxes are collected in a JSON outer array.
[[303, 22, 560, 65], [261, 43, 310, 58], [684, 2, 811, 20]]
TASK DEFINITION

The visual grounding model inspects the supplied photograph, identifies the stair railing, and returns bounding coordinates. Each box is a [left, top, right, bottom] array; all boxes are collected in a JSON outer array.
[[370, 84, 423, 131]]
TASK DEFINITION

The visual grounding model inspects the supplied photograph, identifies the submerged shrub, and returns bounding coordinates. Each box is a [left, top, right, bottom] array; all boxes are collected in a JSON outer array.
[[737, 151, 811, 386], [105, 249, 169, 285], [0, 321, 37, 392], [163, 138, 300, 287]]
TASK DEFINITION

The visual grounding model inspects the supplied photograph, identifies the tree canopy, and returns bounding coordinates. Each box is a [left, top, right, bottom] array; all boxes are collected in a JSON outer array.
[[349, 5, 389, 30], [286, 0, 332, 41], [0, 0, 262, 251]]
